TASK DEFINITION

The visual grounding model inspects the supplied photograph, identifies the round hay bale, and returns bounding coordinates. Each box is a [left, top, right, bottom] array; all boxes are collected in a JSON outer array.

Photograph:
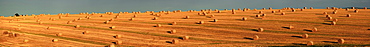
[[83, 31, 89, 34], [303, 34, 308, 38], [281, 12, 285, 15], [156, 24, 162, 27], [338, 39, 345, 44], [75, 25, 80, 28], [52, 39, 58, 42], [354, 10, 358, 13], [323, 12, 328, 15], [199, 21, 204, 24], [56, 33, 62, 36], [100, 15, 104, 17], [307, 41, 314, 46], [110, 26, 115, 29], [153, 17, 158, 20], [253, 35, 259, 40], [183, 36, 189, 40], [115, 35, 121, 38], [213, 19, 218, 22], [129, 18, 134, 21], [331, 21, 336, 25], [242, 17, 247, 21], [23, 39, 29, 43], [116, 40, 122, 45], [172, 22, 177, 25], [271, 11, 276, 13], [172, 39, 178, 44], [258, 28, 264, 32], [326, 15, 331, 18], [109, 44, 115, 47], [67, 21, 72, 24], [259, 11, 263, 14], [346, 14, 351, 17], [171, 30, 176, 34], [185, 16, 190, 19], [289, 25, 294, 29], [333, 19, 338, 22], [327, 17, 332, 20]]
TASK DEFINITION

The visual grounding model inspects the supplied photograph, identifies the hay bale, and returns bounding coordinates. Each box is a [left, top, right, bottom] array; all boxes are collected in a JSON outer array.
[[73, 19, 77, 22], [332, 11, 337, 14], [326, 15, 331, 18], [271, 11, 276, 13], [354, 10, 358, 13], [133, 15, 137, 18], [39, 22, 43, 24], [302, 34, 308, 38], [323, 12, 328, 15], [185, 16, 190, 19], [52, 39, 58, 42], [115, 35, 121, 38], [333, 19, 338, 22], [67, 21, 72, 24], [59, 16, 62, 19], [129, 18, 134, 21], [104, 21, 110, 24], [75, 25, 80, 28], [23, 39, 29, 43], [36, 19, 41, 22], [327, 17, 332, 20], [171, 30, 176, 34], [312, 27, 318, 32], [217, 11, 221, 13], [281, 12, 285, 15], [258, 11, 263, 14], [364, 7, 367, 9], [199, 21, 204, 24], [331, 21, 336, 25], [78, 18, 82, 20], [261, 14, 266, 17], [109, 44, 115, 47], [346, 14, 351, 17], [183, 36, 189, 40], [338, 39, 344, 44], [278, 10, 282, 12], [3, 31, 11, 34], [258, 28, 264, 32], [172, 22, 177, 25], [56, 33, 62, 36], [109, 19, 115, 21], [253, 35, 259, 40], [210, 15, 215, 18], [110, 26, 116, 29], [156, 24, 162, 27], [100, 15, 104, 17], [172, 39, 178, 44], [289, 25, 294, 29], [83, 31, 89, 34], [116, 40, 122, 45], [255, 14, 261, 17], [213, 19, 218, 22], [307, 41, 314, 46], [153, 17, 158, 20], [47, 27, 50, 29], [242, 17, 247, 21]]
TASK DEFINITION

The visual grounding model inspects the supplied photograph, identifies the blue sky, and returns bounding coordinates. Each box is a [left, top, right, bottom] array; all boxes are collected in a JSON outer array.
[[0, 0, 369, 17]]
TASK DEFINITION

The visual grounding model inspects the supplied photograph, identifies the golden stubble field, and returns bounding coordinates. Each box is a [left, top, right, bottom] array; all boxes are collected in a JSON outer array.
[[0, 7, 369, 47]]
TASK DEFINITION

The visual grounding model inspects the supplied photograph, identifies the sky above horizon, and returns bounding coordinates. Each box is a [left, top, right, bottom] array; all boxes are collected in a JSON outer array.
[[0, 0, 369, 17]]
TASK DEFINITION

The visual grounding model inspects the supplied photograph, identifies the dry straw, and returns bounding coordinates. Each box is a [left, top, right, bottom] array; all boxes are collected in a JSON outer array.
[[258, 28, 264, 32], [338, 39, 344, 44], [171, 30, 176, 34]]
